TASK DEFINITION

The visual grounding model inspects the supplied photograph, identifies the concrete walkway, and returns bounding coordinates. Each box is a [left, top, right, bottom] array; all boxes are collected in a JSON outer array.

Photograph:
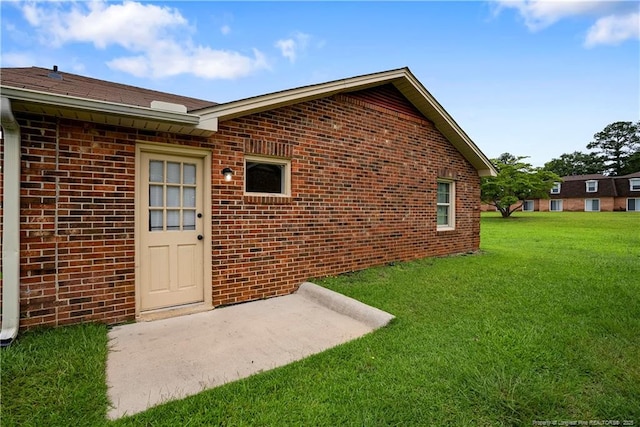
[[106, 282, 394, 419]]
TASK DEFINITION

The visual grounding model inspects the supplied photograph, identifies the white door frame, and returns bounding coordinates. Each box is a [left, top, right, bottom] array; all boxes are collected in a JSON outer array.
[[135, 142, 212, 318]]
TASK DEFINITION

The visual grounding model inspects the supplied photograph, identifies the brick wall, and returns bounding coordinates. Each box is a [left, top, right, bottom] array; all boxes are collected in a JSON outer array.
[[559, 197, 615, 212], [11, 114, 213, 328], [6, 88, 481, 328], [209, 91, 481, 306]]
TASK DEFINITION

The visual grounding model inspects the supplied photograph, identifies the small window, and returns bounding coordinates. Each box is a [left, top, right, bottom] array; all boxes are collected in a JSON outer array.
[[586, 180, 598, 193], [628, 198, 640, 211], [630, 179, 640, 191], [437, 180, 455, 230], [585, 198, 600, 212], [245, 156, 291, 196], [549, 199, 563, 212], [522, 200, 534, 212], [551, 182, 561, 194]]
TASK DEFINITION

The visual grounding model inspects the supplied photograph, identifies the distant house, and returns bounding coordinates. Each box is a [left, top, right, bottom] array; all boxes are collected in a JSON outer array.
[[1, 66, 496, 341], [533, 173, 640, 212]]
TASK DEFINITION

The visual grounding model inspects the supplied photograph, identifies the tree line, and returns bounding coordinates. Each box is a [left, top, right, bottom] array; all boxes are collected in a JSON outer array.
[[481, 120, 640, 218], [543, 120, 640, 177]]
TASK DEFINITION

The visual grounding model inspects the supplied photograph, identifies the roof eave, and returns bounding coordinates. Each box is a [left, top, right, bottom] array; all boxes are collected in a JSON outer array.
[[0, 85, 216, 136], [197, 68, 410, 120], [199, 68, 497, 177], [393, 71, 497, 177]]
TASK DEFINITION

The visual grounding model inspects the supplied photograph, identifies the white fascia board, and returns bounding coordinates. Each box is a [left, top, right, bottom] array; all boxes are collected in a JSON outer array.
[[198, 67, 496, 177], [196, 68, 409, 121], [399, 72, 497, 177], [0, 86, 214, 130]]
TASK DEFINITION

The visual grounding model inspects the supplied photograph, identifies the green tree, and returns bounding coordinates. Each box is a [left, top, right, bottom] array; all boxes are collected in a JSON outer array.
[[587, 121, 640, 176], [619, 151, 640, 175], [543, 151, 606, 176], [481, 153, 560, 218]]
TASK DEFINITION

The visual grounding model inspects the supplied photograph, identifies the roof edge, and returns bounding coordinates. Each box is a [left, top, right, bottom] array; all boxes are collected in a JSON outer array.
[[197, 68, 409, 119], [199, 67, 497, 176], [0, 85, 216, 132]]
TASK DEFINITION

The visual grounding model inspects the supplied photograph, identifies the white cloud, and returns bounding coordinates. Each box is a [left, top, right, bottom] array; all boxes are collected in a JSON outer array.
[[17, 1, 268, 79], [220, 25, 231, 35], [585, 12, 640, 47], [492, 0, 610, 31], [492, 0, 639, 46], [1, 52, 37, 67], [275, 32, 310, 63]]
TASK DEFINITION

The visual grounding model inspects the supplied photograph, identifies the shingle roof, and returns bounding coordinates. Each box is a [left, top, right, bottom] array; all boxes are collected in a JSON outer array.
[[614, 172, 640, 197], [553, 176, 616, 198], [561, 174, 608, 181], [617, 171, 640, 179], [0, 66, 215, 112], [552, 172, 640, 198]]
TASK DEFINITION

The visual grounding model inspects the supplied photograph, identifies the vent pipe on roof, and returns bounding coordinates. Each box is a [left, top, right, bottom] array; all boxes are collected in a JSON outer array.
[[1, 97, 21, 347], [48, 65, 62, 80]]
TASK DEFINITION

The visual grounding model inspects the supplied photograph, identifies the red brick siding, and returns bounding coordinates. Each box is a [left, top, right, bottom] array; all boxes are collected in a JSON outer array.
[[209, 93, 481, 306], [347, 84, 425, 118], [615, 197, 631, 211], [599, 197, 615, 212], [551, 197, 615, 212], [13, 114, 213, 328], [8, 90, 481, 329]]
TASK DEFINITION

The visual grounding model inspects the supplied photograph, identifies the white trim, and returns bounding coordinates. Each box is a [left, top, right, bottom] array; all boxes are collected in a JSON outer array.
[[244, 155, 291, 197], [436, 180, 455, 230], [584, 198, 600, 212], [585, 180, 598, 193], [627, 198, 640, 212], [551, 182, 561, 194], [0, 85, 216, 134], [522, 200, 535, 212], [630, 178, 640, 191], [549, 199, 563, 212]]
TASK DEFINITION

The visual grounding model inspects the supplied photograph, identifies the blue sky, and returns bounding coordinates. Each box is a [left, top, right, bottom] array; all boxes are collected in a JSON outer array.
[[1, 1, 638, 167]]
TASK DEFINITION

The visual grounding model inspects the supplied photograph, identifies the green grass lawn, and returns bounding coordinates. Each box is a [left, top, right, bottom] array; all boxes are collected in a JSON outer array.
[[2, 212, 639, 426]]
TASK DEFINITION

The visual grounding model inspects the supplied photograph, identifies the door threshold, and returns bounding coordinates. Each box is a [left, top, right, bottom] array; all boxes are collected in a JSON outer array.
[[138, 302, 212, 322]]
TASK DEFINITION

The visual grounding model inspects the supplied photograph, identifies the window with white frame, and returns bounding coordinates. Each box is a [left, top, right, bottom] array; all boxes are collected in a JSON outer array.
[[549, 199, 563, 211], [585, 198, 600, 212], [628, 198, 640, 212], [522, 200, 534, 212], [585, 180, 598, 193], [437, 180, 455, 229], [551, 182, 561, 194], [245, 155, 291, 196], [630, 179, 640, 191]]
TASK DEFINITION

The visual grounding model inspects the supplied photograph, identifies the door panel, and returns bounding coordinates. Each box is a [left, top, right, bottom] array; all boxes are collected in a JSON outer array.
[[140, 151, 205, 311]]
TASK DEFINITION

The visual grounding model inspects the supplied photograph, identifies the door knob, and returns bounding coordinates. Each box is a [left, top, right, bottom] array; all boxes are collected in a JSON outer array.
[[197, 235, 203, 240]]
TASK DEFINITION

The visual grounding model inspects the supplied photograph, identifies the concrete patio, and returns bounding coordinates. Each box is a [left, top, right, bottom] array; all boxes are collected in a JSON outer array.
[[106, 282, 395, 419]]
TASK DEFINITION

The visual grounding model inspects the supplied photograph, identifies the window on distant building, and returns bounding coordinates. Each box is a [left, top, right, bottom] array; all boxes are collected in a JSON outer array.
[[245, 155, 291, 196], [628, 198, 640, 212], [585, 198, 600, 212], [551, 182, 561, 194], [550, 199, 563, 212], [437, 180, 455, 230], [522, 200, 534, 212], [586, 180, 598, 193], [630, 178, 640, 191]]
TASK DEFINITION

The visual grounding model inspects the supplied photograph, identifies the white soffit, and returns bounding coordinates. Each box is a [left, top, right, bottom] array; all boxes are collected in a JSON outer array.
[[0, 86, 216, 136]]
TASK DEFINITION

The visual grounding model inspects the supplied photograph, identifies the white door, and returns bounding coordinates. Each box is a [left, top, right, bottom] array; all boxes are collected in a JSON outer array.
[[139, 152, 205, 311]]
